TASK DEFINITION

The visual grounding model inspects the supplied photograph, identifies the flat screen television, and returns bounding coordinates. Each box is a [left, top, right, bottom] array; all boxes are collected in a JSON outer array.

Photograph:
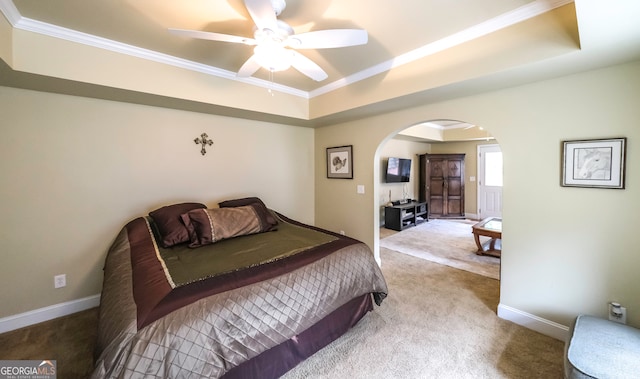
[[386, 157, 411, 183]]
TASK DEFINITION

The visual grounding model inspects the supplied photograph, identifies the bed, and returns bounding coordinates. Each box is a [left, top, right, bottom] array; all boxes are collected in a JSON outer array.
[[91, 198, 388, 378]]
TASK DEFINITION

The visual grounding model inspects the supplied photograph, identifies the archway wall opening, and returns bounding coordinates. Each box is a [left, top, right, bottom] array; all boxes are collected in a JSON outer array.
[[377, 119, 498, 221], [314, 60, 640, 338]]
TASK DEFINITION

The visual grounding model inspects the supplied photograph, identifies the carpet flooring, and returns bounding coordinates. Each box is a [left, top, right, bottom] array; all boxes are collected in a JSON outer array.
[[0, 307, 98, 378], [283, 248, 564, 378], [380, 219, 501, 280], [0, 244, 563, 378]]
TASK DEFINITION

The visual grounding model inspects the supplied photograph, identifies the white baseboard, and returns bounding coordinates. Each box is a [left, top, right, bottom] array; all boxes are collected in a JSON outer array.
[[497, 303, 569, 341], [0, 294, 100, 334]]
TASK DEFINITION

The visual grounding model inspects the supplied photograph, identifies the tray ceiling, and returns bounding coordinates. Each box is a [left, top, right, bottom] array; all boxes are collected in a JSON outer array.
[[2, 1, 639, 126]]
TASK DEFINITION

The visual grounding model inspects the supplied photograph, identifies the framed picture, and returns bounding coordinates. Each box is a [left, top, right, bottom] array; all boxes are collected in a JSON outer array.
[[327, 145, 353, 179], [561, 137, 626, 189]]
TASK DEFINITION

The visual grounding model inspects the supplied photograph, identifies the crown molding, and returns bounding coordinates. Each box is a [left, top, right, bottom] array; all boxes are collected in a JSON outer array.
[[0, 0, 20, 25], [1, 5, 309, 99], [309, 0, 574, 98], [2, 0, 573, 100]]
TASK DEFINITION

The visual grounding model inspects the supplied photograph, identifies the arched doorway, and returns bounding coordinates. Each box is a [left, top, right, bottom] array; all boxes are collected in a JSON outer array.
[[375, 119, 502, 282]]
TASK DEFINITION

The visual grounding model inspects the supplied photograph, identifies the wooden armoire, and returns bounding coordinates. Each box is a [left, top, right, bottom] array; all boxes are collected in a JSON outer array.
[[419, 154, 465, 219]]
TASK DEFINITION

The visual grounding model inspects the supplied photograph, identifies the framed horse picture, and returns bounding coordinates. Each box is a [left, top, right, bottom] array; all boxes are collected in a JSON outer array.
[[561, 137, 626, 189]]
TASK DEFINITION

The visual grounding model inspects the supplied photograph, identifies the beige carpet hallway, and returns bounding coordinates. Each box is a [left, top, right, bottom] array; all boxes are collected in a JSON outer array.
[[283, 248, 564, 379], [379, 219, 501, 280]]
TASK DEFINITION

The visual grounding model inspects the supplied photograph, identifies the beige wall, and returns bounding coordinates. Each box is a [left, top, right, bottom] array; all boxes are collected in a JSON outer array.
[[0, 14, 11, 65], [0, 86, 314, 318], [378, 139, 431, 225], [2, 59, 639, 335], [315, 60, 640, 328], [5, 23, 309, 120], [379, 140, 431, 202]]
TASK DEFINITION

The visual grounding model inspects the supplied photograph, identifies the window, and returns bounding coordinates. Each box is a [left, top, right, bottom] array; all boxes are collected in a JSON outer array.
[[484, 151, 503, 186]]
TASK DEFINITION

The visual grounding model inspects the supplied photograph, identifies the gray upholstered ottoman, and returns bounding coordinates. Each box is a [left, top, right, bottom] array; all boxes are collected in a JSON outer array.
[[565, 315, 640, 379]]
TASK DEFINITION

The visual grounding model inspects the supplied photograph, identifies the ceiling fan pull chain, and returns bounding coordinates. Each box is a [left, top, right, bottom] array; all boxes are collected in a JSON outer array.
[[268, 70, 275, 96]]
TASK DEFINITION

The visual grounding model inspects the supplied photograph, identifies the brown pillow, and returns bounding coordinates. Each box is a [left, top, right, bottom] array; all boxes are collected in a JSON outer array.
[[149, 202, 206, 247], [218, 197, 278, 230], [181, 204, 276, 248], [218, 196, 266, 208]]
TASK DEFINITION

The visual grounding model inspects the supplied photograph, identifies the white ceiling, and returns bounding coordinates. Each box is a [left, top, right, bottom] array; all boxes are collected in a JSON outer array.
[[1, 0, 640, 127]]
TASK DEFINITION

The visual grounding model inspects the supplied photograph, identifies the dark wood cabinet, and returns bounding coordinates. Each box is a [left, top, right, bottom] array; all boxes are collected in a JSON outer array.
[[419, 154, 465, 219], [384, 201, 428, 231]]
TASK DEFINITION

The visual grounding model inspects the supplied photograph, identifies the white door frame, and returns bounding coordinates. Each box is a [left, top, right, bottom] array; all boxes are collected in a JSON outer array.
[[477, 144, 503, 219]]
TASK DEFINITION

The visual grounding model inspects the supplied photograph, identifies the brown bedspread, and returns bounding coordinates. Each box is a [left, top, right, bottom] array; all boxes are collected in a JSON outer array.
[[92, 213, 388, 378], [130, 213, 356, 329]]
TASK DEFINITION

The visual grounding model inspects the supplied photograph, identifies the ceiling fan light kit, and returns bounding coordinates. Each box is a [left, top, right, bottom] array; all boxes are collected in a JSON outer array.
[[254, 44, 293, 72], [169, 0, 368, 81]]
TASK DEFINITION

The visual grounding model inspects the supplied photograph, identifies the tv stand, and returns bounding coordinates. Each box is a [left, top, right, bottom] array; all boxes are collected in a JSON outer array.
[[384, 201, 428, 231]]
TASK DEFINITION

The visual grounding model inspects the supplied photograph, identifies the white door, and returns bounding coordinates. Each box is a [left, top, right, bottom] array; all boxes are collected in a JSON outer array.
[[478, 144, 503, 219]]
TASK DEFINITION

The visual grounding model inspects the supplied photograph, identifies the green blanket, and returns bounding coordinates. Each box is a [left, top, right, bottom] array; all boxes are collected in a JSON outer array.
[[156, 214, 338, 287]]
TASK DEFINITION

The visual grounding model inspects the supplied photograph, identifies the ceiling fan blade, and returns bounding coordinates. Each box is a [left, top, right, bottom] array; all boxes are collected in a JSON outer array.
[[169, 28, 255, 45], [244, 0, 278, 31], [287, 29, 368, 49], [237, 55, 262, 77], [290, 51, 328, 81]]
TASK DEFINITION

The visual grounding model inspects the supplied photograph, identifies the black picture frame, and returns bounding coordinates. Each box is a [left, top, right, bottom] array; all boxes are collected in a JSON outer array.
[[326, 145, 353, 179]]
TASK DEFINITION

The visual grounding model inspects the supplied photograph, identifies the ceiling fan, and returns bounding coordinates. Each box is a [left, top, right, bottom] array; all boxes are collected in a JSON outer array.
[[168, 0, 368, 81]]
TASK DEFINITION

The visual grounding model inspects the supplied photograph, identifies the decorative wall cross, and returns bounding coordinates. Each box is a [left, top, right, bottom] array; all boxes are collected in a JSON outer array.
[[194, 133, 213, 155]]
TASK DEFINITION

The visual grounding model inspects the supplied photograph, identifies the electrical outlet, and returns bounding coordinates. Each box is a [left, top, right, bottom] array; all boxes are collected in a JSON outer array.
[[608, 302, 627, 324], [54, 274, 66, 289]]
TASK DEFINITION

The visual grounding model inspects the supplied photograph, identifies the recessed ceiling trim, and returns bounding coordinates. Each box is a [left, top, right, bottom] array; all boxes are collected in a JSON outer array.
[[309, 0, 574, 98], [424, 122, 445, 130], [410, 121, 474, 130], [2, 0, 572, 102], [2, 4, 309, 99], [0, 0, 20, 25]]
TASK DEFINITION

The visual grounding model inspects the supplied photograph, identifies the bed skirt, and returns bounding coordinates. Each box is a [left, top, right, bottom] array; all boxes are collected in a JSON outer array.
[[223, 294, 373, 378]]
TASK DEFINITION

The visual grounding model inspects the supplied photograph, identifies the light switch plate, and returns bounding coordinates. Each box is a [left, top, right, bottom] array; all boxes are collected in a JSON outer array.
[[357, 185, 365, 194]]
